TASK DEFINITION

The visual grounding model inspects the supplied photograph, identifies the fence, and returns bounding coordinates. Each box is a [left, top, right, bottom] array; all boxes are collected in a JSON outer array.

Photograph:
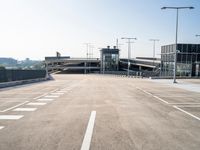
[[0, 70, 46, 82]]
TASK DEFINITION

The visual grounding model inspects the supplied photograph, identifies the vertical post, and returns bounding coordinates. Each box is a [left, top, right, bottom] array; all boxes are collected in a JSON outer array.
[[128, 39, 131, 76], [174, 8, 178, 83]]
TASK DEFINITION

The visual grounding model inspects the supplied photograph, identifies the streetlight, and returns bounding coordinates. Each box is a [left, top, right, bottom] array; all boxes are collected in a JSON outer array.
[[83, 43, 91, 74], [121, 37, 137, 76], [161, 6, 194, 83], [196, 34, 200, 40], [149, 39, 159, 66]]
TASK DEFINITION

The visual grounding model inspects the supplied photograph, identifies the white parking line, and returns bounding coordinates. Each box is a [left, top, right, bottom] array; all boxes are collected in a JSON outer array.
[[45, 95, 59, 98], [169, 103, 200, 105], [173, 106, 200, 121], [13, 108, 37, 111], [136, 87, 169, 104], [136, 87, 152, 96], [27, 102, 46, 106], [176, 105, 200, 108], [37, 98, 54, 101], [81, 111, 96, 150], [33, 88, 59, 99], [51, 92, 64, 95], [0, 126, 4, 130], [153, 95, 169, 104], [0, 101, 29, 112], [0, 115, 24, 120]]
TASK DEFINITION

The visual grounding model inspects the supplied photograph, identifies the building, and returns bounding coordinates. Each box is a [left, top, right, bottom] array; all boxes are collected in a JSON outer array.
[[45, 56, 100, 74], [161, 44, 200, 77], [100, 46, 119, 73]]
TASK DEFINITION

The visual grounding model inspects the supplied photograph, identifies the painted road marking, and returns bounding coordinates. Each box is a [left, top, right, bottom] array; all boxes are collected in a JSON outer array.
[[27, 102, 47, 106], [173, 106, 200, 121], [136, 87, 152, 96], [45, 95, 59, 98], [0, 101, 29, 112], [136, 87, 169, 104], [33, 93, 49, 100], [176, 105, 200, 108], [169, 103, 200, 105], [0, 115, 24, 120], [153, 95, 169, 104], [37, 98, 54, 101], [81, 111, 96, 150], [51, 92, 64, 95], [0, 126, 4, 130], [33, 88, 59, 99], [13, 108, 37, 111]]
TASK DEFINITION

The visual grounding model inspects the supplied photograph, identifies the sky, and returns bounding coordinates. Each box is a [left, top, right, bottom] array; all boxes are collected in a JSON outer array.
[[0, 0, 199, 60]]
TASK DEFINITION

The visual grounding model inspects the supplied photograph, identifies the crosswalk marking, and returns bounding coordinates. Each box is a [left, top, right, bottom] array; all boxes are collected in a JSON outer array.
[[13, 108, 37, 111], [37, 98, 54, 101], [45, 95, 59, 98], [27, 102, 47, 106], [0, 115, 24, 120]]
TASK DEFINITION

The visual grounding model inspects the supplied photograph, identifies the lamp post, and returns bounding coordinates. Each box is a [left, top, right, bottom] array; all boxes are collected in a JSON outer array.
[[196, 34, 200, 39], [149, 39, 159, 66], [83, 43, 91, 74], [121, 37, 137, 76], [161, 6, 194, 83]]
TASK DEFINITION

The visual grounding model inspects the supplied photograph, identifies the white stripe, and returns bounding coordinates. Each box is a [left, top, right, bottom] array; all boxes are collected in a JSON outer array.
[[153, 95, 169, 104], [51, 92, 64, 95], [137, 87, 169, 104], [0, 115, 24, 120], [173, 106, 200, 121], [0, 101, 29, 112], [45, 95, 59, 98], [177, 105, 200, 108], [169, 103, 200, 105], [0, 126, 4, 130], [81, 111, 96, 150], [27, 102, 46, 106], [13, 108, 37, 111], [37, 98, 54, 101], [33, 88, 59, 99], [136, 87, 152, 96]]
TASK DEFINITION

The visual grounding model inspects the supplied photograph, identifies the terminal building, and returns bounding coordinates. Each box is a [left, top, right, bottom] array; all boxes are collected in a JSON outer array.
[[100, 46, 119, 73], [161, 44, 200, 77], [45, 44, 200, 78], [45, 47, 161, 77]]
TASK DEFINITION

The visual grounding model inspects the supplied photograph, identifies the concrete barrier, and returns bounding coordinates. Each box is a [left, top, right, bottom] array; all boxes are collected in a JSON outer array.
[[0, 77, 50, 88]]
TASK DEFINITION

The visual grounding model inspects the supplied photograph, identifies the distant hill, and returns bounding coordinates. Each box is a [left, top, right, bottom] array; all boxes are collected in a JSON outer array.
[[0, 57, 17, 66], [0, 57, 44, 70]]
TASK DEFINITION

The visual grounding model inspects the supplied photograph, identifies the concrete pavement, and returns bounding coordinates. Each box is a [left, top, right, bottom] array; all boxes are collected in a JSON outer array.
[[0, 74, 200, 150]]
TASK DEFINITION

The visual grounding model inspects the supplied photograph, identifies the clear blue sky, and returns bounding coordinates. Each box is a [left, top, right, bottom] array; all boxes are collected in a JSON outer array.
[[0, 0, 199, 60]]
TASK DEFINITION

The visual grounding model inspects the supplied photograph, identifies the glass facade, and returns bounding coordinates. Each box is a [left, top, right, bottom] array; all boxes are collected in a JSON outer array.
[[100, 46, 119, 72], [161, 44, 200, 77]]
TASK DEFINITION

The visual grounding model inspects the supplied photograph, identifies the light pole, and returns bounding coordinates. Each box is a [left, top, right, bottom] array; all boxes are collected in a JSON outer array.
[[149, 39, 159, 66], [196, 34, 200, 40], [83, 43, 91, 74], [121, 37, 137, 76], [161, 6, 194, 83]]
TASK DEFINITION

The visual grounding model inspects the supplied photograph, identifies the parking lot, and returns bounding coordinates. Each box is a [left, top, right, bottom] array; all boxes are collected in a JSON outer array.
[[0, 74, 199, 150]]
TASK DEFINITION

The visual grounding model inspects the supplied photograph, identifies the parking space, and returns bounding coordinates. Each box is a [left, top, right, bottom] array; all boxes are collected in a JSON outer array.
[[0, 74, 199, 150]]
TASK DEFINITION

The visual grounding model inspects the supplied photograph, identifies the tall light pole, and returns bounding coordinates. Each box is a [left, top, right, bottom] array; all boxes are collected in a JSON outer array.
[[161, 6, 194, 83], [196, 34, 200, 40], [149, 39, 159, 66], [121, 37, 137, 76], [83, 43, 91, 74]]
